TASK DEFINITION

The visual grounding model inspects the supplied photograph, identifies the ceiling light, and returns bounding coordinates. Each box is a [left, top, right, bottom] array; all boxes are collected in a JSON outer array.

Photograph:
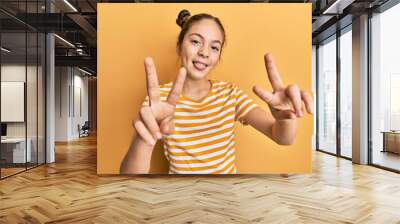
[[63, 0, 78, 12], [54, 34, 75, 48], [1, 47, 11, 53], [78, 67, 93, 76], [322, 0, 354, 15]]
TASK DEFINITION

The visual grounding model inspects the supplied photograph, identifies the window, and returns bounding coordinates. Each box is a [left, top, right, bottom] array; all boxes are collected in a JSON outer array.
[[371, 2, 400, 171], [339, 27, 352, 158], [0, 1, 47, 179], [317, 35, 337, 155]]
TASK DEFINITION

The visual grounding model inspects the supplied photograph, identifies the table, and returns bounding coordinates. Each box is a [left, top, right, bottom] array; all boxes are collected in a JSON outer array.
[[381, 131, 400, 154], [1, 138, 32, 164]]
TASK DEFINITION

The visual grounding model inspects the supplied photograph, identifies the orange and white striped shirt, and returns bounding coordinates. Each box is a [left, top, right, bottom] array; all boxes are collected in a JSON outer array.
[[143, 79, 259, 174]]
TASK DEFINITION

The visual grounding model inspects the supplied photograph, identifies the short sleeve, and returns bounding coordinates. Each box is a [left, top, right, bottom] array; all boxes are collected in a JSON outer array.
[[234, 85, 259, 124]]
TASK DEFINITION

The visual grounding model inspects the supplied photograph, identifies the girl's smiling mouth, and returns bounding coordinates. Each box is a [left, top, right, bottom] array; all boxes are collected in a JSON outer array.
[[192, 60, 208, 71]]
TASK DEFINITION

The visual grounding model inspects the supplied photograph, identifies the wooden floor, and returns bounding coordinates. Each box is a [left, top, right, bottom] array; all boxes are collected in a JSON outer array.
[[373, 150, 400, 171], [1, 162, 46, 178], [1, 135, 400, 223], [1, 167, 26, 178]]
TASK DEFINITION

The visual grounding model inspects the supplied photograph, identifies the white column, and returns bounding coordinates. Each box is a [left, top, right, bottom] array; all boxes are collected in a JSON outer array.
[[352, 14, 369, 164], [45, 0, 55, 163], [46, 32, 55, 163]]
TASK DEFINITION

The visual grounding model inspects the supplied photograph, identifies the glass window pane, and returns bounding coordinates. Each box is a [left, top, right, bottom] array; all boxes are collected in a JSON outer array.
[[371, 3, 400, 171], [27, 31, 38, 169], [340, 28, 352, 158], [1, 1, 46, 179], [1, 30, 27, 177], [318, 36, 337, 154]]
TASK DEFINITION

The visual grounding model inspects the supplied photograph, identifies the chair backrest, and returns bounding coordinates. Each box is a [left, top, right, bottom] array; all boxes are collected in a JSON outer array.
[[82, 121, 90, 129]]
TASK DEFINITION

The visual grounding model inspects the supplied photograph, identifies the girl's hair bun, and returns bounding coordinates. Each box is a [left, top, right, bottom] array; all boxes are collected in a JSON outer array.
[[176, 9, 191, 28]]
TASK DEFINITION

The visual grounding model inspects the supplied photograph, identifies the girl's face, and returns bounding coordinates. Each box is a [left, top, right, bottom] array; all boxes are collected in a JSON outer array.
[[178, 19, 224, 80]]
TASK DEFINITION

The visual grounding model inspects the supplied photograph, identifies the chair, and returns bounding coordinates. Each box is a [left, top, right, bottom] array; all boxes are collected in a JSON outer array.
[[79, 121, 90, 138]]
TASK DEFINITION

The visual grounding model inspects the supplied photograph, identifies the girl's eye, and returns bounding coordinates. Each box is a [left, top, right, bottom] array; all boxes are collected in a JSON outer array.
[[191, 40, 200, 45], [212, 46, 220, 52]]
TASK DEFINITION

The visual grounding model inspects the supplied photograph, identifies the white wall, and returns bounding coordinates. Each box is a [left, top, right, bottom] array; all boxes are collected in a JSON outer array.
[[73, 73, 89, 138], [55, 67, 89, 141], [1, 65, 38, 138], [1, 65, 26, 133], [55, 66, 70, 141]]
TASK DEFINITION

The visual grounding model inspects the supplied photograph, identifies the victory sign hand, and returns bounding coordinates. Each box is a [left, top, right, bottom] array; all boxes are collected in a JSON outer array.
[[252, 53, 314, 120], [133, 57, 186, 146]]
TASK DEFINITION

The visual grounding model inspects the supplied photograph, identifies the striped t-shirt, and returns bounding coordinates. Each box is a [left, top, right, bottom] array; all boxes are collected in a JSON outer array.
[[142, 79, 259, 174]]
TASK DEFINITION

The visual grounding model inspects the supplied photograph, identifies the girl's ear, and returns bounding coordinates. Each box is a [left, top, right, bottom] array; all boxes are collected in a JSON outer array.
[[176, 45, 181, 56]]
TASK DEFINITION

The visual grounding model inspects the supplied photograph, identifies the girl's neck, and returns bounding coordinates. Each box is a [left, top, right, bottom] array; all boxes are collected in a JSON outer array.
[[182, 76, 211, 97]]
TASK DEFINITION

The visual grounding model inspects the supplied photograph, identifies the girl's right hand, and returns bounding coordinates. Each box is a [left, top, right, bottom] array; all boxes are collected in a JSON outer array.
[[132, 57, 187, 146]]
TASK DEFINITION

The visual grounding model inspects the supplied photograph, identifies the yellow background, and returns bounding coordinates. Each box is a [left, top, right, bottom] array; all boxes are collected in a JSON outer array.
[[97, 3, 312, 174]]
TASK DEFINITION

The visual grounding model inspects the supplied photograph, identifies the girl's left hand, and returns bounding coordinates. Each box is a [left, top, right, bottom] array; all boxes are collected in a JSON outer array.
[[252, 53, 314, 120]]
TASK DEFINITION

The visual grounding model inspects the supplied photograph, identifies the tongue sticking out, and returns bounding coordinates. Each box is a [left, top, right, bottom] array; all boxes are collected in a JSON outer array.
[[193, 61, 207, 71]]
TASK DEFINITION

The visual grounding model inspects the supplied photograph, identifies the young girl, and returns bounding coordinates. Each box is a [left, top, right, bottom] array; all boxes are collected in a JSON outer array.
[[120, 10, 313, 174]]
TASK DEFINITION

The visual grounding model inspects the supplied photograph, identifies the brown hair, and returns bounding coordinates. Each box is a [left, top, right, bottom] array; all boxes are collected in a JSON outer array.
[[176, 9, 226, 54]]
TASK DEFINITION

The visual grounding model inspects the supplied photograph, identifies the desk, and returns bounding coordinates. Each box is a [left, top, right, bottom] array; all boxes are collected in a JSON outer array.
[[1, 138, 31, 163], [381, 131, 400, 154]]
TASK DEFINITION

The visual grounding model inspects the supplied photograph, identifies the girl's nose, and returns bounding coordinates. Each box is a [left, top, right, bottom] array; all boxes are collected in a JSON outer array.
[[198, 47, 209, 58]]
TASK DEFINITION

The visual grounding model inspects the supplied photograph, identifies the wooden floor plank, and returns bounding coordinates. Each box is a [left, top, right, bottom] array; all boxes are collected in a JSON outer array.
[[1, 134, 400, 223]]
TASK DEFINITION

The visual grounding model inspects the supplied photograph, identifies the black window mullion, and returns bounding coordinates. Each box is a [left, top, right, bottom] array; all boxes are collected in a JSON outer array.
[[316, 44, 319, 151], [367, 10, 373, 165], [25, 0, 28, 171], [36, 0, 39, 168], [336, 29, 341, 157]]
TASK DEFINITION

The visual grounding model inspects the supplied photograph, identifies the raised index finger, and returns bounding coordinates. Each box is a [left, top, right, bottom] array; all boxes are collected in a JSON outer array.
[[144, 57, 160, 104], [264, 53, 284, 91], [167, 67, 187, 106]]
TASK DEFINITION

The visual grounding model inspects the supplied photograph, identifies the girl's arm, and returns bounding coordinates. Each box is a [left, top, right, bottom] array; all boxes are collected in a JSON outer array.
[[239, 107, 297, 145], [120, 135, 156, 174]]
